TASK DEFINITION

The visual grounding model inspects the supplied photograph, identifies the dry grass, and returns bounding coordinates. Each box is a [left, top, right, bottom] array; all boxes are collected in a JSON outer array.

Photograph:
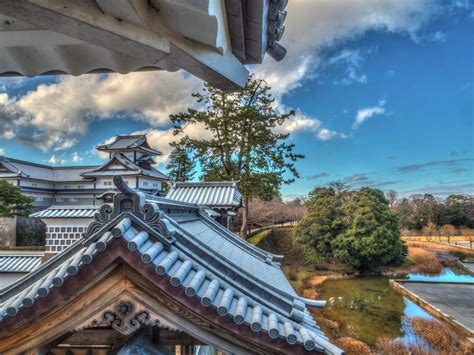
[[375, 338, 433, 355], [311, 310, 341, 338], [287, 267, 298, 281], [408, 248, 442, 274], [409, 317, 471, 354], [335, 337, 371, 355], [403, 235, 474, 242], [406, 241, 474, 255]]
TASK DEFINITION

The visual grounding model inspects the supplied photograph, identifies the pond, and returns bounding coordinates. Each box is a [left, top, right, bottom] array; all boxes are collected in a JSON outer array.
[[318, 266, 474, 346]]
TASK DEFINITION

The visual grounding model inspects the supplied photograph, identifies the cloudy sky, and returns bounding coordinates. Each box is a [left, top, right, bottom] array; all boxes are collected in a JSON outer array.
[[0, 0, 473, 199]]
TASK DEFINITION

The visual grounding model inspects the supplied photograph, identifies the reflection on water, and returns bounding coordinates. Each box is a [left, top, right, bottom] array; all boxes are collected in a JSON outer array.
[[318, 266, 472, 346], [408, 266, 474, 283]]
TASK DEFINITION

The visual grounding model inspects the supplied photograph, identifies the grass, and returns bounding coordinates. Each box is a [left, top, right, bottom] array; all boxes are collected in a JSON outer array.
[[402, 235, 473, 242], [375, 338, 432, 355], [407, 247, 442, 274], [334, 337, 371, 355], [404, 255, 417, 265], [406, 241, 474, 256], [409, 317, 471, 353], [247, 230, 271, 246], [373, 317, 473, 355]]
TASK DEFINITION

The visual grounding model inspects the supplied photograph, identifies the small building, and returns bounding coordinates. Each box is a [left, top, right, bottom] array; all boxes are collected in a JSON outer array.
[[166, 182, 242, 229], [0, 176, 342, 354], [31, 205, 100, 255]]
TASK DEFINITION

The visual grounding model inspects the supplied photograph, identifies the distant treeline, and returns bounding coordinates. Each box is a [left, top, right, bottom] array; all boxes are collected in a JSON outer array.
[[391, 192, 474, 231]]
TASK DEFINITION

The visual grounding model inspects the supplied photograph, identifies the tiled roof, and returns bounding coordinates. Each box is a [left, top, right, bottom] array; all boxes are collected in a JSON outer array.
[[81, 153, 168, 180], [0, 156, 96, 182], [31, 206, 99, 219], [166, 182, 242, 208], [0, 252, 43, 273], [0, 177, 342, 354], [96, 135, 161, 155]]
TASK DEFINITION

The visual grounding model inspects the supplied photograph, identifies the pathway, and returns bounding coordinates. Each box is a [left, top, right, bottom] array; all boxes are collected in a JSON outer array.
[[391, 280, 474, 339]]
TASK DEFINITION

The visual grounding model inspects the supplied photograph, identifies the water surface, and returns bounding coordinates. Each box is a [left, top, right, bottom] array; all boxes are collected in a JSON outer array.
[[318, 266, 472, 345], [408, 266, 474, 283]]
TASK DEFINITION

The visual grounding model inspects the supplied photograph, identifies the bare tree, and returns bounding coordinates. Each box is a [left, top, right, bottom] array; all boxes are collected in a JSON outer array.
[[328, 180, 350, 193], [422, 220, 437, 241], [440, 224, 457, 244], [386, 190, 398, 209]]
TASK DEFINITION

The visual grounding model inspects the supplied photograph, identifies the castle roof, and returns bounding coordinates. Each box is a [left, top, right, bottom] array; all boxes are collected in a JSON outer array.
[[96, 134, 161, 156]]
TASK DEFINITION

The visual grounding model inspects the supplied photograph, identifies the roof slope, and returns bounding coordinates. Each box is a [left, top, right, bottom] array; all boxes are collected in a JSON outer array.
[[31, 205, 99, 219], [0, 177, 342, 354], [96, 134, 161, 156], [0, 252, 43, 273], [0, 156, 97, 182], [166, 182, 242, 208], [81, 153, 168, 180]]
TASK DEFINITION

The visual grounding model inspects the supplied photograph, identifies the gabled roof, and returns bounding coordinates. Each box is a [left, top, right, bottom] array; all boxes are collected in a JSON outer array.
[[0, 176, 342, 354], [81, 153, 168, 180], [96, 134, 161, 156], [166, 181, 242, 208], [0, 156, 97, 182]]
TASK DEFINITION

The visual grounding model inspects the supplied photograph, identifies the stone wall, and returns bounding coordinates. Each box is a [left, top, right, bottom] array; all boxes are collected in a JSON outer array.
[[0, 217, 16, 247], [16, 216, 46, 247], [0, 216, 46, 247]]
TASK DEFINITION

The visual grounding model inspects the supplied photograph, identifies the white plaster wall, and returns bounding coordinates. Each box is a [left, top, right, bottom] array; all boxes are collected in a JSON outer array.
[[19, 179, 53, 189], [0, 273, 28, 288]]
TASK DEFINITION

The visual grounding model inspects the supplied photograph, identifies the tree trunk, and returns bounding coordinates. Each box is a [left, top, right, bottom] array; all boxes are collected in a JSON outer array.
[[240, 196, 249, 239]]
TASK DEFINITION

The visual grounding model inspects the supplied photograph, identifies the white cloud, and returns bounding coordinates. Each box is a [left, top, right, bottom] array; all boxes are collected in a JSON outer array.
[[353, 99, 387, 128], [2, 71, 202, 151], [327, 48, 370, 85], [48, 155, 66, 165], [71, 152, 83, 163], [277, 111, 347, 141], [317, 129, 347, 141], [0, 148, 5, 155], [254, 0, 437, 98], [429, 31, 447, 42]]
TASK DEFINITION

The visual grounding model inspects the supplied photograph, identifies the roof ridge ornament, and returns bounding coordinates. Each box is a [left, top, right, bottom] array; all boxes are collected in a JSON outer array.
[[83, 176, 176, 240]]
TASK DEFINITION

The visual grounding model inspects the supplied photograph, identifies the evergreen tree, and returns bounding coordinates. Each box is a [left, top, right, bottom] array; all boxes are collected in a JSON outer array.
[[168, 75, 303, 237], [165, 141, 196, 182], [295, 187, 405, 270], [0, 180, 34, 218]]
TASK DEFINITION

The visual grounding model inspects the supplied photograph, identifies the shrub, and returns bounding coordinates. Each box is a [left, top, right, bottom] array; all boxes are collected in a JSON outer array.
[[408, 248, 441, 274], [295, 187, 406, 270]]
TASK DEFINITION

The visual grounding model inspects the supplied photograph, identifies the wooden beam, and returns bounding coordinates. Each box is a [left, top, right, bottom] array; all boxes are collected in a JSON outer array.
[[59, 328, 131, 346]]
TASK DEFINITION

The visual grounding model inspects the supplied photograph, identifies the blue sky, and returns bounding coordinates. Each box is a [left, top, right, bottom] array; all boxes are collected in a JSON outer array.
[[0, 1, 472, 199]]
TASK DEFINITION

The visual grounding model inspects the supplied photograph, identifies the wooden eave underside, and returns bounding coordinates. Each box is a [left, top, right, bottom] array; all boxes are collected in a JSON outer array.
[[0, 239, 317, 355]]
